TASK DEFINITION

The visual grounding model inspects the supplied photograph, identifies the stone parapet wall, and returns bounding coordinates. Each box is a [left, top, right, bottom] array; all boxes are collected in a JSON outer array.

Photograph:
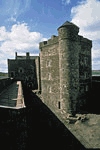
[[0, 78, 13, 93], [39, 35, 58, 49]]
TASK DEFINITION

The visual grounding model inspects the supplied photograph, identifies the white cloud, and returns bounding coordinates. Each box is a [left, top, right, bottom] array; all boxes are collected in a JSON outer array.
[[62, 0, 71, 5], [0, 52, 8, 72], [0, 26, 9, 41], [7, 16, 17, 22], [0, 22, 47, 72], [71, 0, 100, 70], [71, 0, 100, 28]]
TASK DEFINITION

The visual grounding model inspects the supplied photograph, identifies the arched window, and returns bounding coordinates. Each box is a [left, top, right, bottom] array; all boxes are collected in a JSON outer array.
[[18, 67, 24, 73]]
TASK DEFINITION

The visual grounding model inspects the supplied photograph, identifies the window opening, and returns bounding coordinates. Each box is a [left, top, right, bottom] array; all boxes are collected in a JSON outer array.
[[11, 72, 14, 77], [20, 69, 22, 73], [58, 101, 61, 109]]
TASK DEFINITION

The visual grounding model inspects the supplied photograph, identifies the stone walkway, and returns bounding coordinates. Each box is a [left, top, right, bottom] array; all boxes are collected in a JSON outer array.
[[0, 81, 25, 109]]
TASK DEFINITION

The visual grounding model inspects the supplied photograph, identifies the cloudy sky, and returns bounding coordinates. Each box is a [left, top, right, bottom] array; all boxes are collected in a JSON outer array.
[[0, 0, 100, 72]]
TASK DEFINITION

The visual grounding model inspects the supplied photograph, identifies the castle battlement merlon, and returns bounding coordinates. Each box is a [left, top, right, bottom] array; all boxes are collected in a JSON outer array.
[[79, 36, 92, 47], [39, 35, 59, 49]]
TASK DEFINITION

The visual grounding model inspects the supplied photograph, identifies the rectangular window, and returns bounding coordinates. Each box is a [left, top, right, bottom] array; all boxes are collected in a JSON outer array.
[[86, 85, 88, 91], [84, 57, 88, 65], [46, 60, 52, 67], [84, 72, 88, 78]]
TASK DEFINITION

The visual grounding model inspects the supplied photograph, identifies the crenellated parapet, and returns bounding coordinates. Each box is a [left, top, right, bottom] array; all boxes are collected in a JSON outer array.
[[0, 78, 13, 94], [79, 36, 92, 48], [39, 35, 58, 50]]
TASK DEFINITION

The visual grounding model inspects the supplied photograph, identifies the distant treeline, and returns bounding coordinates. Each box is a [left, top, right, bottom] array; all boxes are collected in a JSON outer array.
[[0, 72, 8, 78], [0, 70, 100, 78], [92, 70, 100, 75]]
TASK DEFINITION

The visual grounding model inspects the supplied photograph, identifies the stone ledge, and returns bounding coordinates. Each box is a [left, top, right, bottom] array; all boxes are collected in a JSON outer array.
[[58, 113, 100, 149]]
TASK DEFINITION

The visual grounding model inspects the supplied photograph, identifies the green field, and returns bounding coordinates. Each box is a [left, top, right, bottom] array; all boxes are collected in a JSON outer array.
[[92, 70, 100, 76], [0, 72, 8, 78]]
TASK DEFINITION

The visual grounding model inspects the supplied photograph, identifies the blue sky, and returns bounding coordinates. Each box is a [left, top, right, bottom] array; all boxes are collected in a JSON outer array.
[[0, 0, 100, 72]]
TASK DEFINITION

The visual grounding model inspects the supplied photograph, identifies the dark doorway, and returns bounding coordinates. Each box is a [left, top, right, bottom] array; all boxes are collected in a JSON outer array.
[[11, 72, 14, 78]]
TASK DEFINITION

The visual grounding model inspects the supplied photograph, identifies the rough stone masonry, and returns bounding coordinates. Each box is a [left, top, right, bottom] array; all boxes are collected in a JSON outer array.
[[39, 21, 92, 116]]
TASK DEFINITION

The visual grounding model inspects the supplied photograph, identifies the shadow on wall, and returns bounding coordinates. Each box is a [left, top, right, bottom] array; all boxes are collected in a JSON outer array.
[[0, 78, 13, 93], [22, 84, 87, 150], [0, 82, 99, 150], [88, 82, 100, 114], [77, 76, 100, 115]]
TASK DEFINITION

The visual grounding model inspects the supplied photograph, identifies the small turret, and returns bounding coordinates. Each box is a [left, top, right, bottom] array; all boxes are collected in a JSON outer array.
[[58, 21, 79, 30], [58, 21, 79, 41]]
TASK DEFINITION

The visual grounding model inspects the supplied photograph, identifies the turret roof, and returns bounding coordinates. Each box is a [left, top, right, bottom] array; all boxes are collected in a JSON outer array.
[[58, 21, 79, 30]]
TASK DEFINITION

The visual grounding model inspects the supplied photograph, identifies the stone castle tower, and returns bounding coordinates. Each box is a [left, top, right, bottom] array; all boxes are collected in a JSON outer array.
[[8, 21, 92, 116], [39, 21, 92, 116], [58, 21, 80, 115]]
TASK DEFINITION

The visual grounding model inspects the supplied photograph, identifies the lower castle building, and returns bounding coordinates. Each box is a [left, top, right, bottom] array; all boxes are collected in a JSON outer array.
[[8, 21, 92, 116], [8, 52, 40, 90]]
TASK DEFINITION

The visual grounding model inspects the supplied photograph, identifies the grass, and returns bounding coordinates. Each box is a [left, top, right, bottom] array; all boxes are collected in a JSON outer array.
[[92, 70, 100, 75]]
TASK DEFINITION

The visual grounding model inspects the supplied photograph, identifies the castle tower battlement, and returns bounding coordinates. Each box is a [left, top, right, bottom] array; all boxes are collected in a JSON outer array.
[[39, 35, 59, 49]]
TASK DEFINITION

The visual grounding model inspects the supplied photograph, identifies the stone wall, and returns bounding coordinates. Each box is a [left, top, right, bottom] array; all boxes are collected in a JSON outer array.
[[35, 56, 41, 92], [8, 53, 40, 90], [88, 76, 100, 114], [58, 22, 80, 115], [0, 78, 13, 93], [0, 107, 27, 150], [78, 36, 92, 112], [39, 36, 60, 110], [39, 21, 92, 116]]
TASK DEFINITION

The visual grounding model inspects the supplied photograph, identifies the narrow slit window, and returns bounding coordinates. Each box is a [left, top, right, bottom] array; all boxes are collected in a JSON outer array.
[[86, 85, 88, 91], [58, 101, 61, 109], [48, 73, 51, 80]]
